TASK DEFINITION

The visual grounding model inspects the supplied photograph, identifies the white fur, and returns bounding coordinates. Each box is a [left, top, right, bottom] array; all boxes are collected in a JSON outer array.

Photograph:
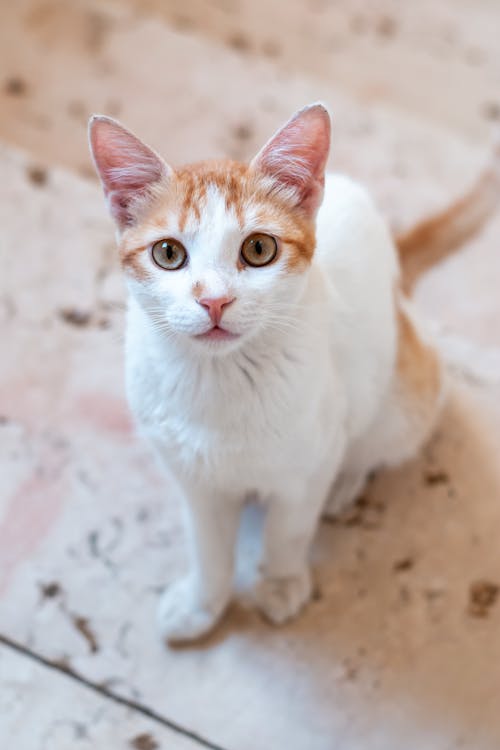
[[124, 174, 438, 643]]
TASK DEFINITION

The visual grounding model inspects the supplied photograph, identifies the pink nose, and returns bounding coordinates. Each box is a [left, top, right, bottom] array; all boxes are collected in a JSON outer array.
[[198, 296, 236, 326]]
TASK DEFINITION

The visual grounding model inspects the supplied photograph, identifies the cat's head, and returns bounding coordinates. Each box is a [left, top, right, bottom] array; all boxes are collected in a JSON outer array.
[[89, 104, 330, 354]]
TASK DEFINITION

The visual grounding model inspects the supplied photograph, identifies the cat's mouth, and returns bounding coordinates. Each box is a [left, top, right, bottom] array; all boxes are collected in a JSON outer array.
[[195, 326, 240, 342]]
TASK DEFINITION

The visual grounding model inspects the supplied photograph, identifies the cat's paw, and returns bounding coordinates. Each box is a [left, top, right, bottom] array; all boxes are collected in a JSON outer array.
[[255, 569, 312, 625], [157, 578, 225, 645]]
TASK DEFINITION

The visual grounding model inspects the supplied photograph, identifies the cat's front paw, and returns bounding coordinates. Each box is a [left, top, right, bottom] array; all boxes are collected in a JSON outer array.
[[157, 578, 226, 645], [255, 568, 312, 625]]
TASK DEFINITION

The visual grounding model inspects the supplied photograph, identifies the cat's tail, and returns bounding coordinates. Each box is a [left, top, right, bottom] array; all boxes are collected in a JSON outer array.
[[396, 138, 500, 294]]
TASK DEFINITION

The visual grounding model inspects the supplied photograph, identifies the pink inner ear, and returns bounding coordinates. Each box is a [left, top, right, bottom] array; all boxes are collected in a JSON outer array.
[[89, 116, 167, 228], [251, 104, 331, 216]]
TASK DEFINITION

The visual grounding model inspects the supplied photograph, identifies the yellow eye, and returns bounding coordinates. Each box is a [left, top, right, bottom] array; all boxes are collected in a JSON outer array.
[[240, 233, 278, 267], [151, 239, 187, 270]]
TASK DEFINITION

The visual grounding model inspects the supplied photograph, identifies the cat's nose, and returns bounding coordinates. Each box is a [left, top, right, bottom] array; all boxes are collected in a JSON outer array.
[[198, 296, 236, 326]]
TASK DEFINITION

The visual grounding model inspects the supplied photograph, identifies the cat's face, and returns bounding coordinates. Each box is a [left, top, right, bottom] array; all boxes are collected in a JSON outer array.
[[118, 162, 318, 353], [89, 105, 330, 354]]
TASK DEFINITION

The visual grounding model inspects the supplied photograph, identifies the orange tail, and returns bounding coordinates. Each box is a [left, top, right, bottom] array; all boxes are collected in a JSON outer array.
[[396, 141, 500, 294]]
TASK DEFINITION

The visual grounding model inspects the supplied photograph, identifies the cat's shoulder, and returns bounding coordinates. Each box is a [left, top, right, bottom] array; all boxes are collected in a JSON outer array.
[[317, 172, 395, 264], [321, 172, 383, 222]]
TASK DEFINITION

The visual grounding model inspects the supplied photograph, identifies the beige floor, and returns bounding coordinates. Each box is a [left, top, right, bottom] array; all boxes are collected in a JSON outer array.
[[1, 1, 500, 748]]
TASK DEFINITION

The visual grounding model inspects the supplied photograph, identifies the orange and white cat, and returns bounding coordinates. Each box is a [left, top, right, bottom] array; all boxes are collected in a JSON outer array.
[[89, 104, 499, 643]]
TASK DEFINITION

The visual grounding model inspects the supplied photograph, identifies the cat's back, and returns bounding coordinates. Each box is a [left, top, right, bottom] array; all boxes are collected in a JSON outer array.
[[315, 173, 400, 438], [315, 172, 399, 286], [314, 172, 399, 345]]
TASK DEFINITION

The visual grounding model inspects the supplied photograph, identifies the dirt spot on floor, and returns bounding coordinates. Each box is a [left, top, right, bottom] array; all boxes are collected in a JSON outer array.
[[67, 99, 87, 123], [393, 556, 415, 572], [72, 615, 99, 653], [4, 76, 28, 96], [59, 307, 92, 327], [233, 122, 254, 141], [171, 13, 195, 32], [483, 101, 500, 120], [39, 581, 62, 599], [376, 14, 397, 38], [261, 39, 281, 58], [226, 121, 257, 160], [130, 733, 159, 750], [424, 470, 450, 486], [312, 583, 323, 601], [468, 580, 499, 618], [334, 495, 385, 529], [27, 165, 49, 187], [51, 655, 73, 673], [85, 9, 113, 53], [227, 31, 251, 52], [341, 659, 358, 681]]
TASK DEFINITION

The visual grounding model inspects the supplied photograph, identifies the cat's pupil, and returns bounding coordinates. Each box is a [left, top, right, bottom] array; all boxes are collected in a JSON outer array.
[[165, 244, 174, 259], [255, 241, 263, 255]]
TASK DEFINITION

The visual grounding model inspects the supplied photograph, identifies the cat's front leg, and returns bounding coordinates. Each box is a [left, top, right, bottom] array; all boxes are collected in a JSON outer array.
[[255, 470, 333, 625], [158, 482, 241, 645]]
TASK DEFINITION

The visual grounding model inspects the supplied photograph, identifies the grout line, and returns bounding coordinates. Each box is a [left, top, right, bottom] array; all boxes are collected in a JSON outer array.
[[0, 633, 228, 750]]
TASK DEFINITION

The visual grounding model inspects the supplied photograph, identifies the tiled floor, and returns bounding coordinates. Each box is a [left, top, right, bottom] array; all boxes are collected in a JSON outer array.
[[1, 1, 500, 748]]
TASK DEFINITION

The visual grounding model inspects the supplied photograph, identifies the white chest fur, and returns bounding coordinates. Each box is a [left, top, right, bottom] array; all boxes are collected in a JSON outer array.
[[126, 272, 343, 495]]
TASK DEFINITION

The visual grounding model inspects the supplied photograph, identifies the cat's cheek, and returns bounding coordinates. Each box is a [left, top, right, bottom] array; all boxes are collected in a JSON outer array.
[[145, 270, 191, 307], [119, 252, 151, 281]]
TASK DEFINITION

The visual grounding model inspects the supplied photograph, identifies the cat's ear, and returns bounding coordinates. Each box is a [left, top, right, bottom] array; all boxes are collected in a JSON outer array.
[[250, 103, 331, 217], [88, 116, 170, 229]]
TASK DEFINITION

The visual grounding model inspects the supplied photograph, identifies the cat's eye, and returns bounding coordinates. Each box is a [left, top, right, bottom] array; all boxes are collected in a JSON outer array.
[[151, 239, 187, 270], [240, 233, 278, 268]]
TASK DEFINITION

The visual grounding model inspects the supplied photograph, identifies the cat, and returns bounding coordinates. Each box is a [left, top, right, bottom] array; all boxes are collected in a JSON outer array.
[[89, 104, 499, 644]]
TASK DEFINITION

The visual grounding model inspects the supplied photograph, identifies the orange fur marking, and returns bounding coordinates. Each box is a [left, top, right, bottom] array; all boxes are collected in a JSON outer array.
[[175, 160, 248, 230], [178, 171, 197, 232], [396, 301, 441, 404], [119, 244, 150, 280], [396, 142, 500, 294], [117, 159, 317, 278], [192, 280, 203, 299]]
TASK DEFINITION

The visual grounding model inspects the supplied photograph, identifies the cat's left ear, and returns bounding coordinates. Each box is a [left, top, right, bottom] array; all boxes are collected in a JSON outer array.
[[89, 116, 171, 230], [250, 103, 331, 217]]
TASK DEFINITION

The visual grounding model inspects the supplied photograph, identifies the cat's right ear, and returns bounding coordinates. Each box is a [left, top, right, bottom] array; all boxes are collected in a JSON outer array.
[[88, 116, 170, 230], [250, 104, 331, 218]]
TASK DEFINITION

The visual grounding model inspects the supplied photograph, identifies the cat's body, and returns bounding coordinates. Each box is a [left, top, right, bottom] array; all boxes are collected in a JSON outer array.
[[89, 105, 499, 643], [126, 172, 433, 507]]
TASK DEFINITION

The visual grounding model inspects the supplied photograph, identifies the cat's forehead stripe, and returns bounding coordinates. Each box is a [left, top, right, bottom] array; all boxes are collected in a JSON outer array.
[[176, 161, 248, 231], [178, 171, 201, 232]]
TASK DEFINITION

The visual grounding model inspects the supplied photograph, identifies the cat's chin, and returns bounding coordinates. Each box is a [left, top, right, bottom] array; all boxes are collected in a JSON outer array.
[[195, 326, 240, 343], [192, 326, 245, 353]]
